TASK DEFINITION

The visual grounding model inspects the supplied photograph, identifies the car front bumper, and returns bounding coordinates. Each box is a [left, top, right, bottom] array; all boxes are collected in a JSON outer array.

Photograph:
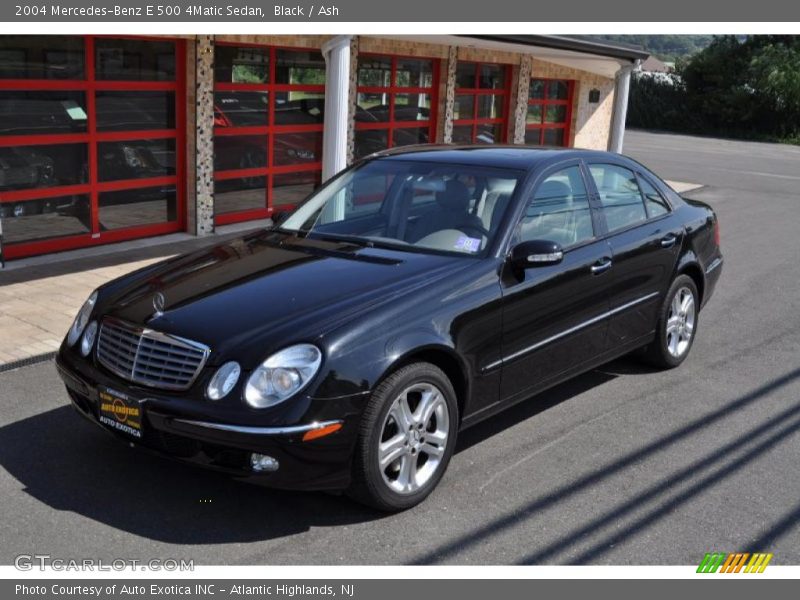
[[55, 349, 366, 491]]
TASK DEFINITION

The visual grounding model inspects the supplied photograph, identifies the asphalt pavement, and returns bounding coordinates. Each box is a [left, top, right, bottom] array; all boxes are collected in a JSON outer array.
[[1, 130, 799, 565]]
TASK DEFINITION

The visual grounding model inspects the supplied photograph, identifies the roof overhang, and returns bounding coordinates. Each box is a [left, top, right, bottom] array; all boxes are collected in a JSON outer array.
[[377, 35, 648, 79]]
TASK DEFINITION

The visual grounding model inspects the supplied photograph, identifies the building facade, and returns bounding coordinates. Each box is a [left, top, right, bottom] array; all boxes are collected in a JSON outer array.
[[0, 34, 646, 260]]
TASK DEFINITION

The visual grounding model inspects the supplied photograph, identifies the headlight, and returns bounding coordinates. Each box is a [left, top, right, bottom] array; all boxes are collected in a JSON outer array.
[[67, 290, 98, 347], [207, 361, 241, 400], [80, 321, 98, 357], [244, 344, 322, 408]]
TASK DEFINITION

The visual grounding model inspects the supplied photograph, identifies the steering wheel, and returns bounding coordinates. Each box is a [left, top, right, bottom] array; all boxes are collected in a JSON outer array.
[[456, 223, 490, 239]]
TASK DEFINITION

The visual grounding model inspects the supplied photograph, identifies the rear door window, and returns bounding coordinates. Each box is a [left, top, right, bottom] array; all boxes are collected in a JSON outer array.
[[637, 174, 671, 218], [588, 163, 647, 232]]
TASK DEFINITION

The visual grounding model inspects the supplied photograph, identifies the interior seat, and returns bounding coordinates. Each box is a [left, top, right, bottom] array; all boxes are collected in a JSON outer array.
[[407, 179, 484, 243]]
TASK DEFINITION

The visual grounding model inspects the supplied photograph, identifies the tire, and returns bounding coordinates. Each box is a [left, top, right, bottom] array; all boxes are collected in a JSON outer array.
[[348, 362, 459, 511], [642, 274, 699, 369]]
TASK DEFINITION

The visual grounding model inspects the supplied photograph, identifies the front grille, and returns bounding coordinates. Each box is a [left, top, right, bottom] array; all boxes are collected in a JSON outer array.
[[96, 318, 210, 391]]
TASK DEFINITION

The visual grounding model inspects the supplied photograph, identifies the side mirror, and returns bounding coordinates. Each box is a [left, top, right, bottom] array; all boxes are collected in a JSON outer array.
[[510, 239, 564, 269]]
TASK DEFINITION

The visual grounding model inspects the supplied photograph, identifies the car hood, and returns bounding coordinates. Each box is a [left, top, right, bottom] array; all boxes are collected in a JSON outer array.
[[98, 230, 469, 366]]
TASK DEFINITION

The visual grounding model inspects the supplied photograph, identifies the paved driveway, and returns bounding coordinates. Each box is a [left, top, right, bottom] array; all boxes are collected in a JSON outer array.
[[1, 130, 799, 565]]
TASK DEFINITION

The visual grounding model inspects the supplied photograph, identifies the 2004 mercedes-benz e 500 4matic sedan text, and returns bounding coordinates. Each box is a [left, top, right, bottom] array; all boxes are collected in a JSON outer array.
[[57, 146, 723, 511]]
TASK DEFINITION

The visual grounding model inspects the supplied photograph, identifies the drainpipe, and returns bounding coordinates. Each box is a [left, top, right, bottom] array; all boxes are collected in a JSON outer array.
[[608, 60, 639, 154], [321, 35, 353, 183]]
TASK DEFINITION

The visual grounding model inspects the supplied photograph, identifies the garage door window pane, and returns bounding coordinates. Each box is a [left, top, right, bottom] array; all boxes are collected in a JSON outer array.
[[0, 91, 87, 136], [99, 186, 177, 230], [215, 177, 266, 215], [0, 36, 84, 80], [392, 127, 429, 148], [98, 139, 176, 182], [542, 128, 565, 146], [544, 105, 567, 124], [276, 50, 326, 85], [0, 194, 91, 244], [451, 125, 474, 144], [358, 57, 392, 87], [396, 59, 434, 88], [215, 46, 269, 84], [214, 135, 267, 172], [0, 143, 87, 190], [547, 80, 570, 100], [453, 95, 475, 120], [354, 129, 388, 158], [477, 95, 504, 119], [524, 129, 541, 145], [275, 91, 324, 124], [479, 64, 505, 89], [214, 91, 268, 127], [526, 105, 543, 124], [456, 63, 476, 89], [356, 92, 389, 120], [274, 131, 322, 166], [589, 164, 647, 232], [273, 172, 321, 208], [95, 39, 175, 81], [96, 91, 175, 131], [529, 79, 545, 100], [476, 123, 503, 145], [393, 94, 431, 121]]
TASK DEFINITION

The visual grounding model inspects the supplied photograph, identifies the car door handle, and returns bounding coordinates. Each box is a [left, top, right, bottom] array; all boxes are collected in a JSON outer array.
[[591, 258, 613, 275], [660, 234, 678, 248]]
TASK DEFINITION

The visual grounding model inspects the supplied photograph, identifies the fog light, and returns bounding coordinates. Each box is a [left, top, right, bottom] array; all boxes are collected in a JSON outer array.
[[206, 361, 241, 400], [80, 321, 98, 357], [250, 453, 279, 473]]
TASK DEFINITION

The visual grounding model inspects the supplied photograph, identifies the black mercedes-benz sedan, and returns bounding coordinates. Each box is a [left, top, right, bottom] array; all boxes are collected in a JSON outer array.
[[56, 146, 723, 511]]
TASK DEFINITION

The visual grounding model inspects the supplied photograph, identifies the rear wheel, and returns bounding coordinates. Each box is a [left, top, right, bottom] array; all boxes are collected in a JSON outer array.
[[642, 274, 699, 369], [348, 362, 458, 511]]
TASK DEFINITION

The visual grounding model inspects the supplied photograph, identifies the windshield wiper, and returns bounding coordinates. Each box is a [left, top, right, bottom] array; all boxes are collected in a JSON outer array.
[[308, 232, 375, 248]]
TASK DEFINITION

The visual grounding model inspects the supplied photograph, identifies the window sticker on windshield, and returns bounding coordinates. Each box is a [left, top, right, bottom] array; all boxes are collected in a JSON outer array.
[[454, 235, 481, 253]]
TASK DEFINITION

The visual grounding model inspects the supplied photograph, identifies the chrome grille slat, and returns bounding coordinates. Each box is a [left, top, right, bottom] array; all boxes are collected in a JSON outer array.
[[135, 344, 204, 361], [96, 317, 210, 391]]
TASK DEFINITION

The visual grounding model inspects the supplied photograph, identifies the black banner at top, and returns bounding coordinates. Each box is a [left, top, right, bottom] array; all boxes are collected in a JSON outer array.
[[1, 0, 799, 22]]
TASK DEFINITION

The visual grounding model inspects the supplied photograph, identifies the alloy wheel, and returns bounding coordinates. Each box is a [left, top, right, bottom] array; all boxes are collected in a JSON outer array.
[[666, 286, 696, 358], [378, 382, 450, 495]]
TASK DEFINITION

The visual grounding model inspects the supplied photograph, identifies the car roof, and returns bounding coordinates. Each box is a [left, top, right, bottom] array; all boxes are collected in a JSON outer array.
[[369, 144, 626, 171]]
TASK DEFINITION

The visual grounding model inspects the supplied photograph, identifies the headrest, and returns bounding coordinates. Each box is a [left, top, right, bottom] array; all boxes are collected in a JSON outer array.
[[436, 179, 472, 212]]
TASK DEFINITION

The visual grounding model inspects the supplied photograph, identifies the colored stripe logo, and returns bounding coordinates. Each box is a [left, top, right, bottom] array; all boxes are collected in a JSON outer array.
[[697, 552, 773, 573]]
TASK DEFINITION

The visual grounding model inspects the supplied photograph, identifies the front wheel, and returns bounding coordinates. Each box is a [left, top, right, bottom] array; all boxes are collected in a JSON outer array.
[[348, 362, 459, 511], [642, 274, 699, 369]]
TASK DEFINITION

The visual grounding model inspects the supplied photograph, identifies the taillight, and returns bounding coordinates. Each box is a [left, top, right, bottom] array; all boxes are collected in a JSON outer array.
[[713, 219, 721, 247]]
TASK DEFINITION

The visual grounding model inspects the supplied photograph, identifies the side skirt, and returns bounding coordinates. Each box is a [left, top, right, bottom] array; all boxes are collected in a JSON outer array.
[[459, 331, 655, 430]]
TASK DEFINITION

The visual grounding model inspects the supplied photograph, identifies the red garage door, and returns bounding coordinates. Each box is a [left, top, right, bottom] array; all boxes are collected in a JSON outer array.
[[354, 54, 440, 159], [451, 61, 512, 145], [213, 44, 325, 225], [0, 35, 186, 260], [525, 78, 575, 147]]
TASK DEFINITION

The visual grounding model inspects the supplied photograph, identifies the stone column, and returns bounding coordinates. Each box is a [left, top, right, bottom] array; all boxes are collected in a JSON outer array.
[[441, 46, 458, 144], [512, 55, 533, 144], [346, 36, 359, 165], [194, 35, 215, 236]]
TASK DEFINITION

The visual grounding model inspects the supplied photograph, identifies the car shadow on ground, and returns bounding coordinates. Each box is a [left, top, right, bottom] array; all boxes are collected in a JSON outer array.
[[0, 357, 647, 545]]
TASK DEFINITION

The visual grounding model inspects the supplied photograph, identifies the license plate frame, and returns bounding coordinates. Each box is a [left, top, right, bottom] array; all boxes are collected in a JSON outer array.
[[97, 386, 144, 439]]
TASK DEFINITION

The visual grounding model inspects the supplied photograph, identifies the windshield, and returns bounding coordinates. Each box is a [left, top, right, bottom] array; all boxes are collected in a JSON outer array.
[[280, 159, 522, 256]]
